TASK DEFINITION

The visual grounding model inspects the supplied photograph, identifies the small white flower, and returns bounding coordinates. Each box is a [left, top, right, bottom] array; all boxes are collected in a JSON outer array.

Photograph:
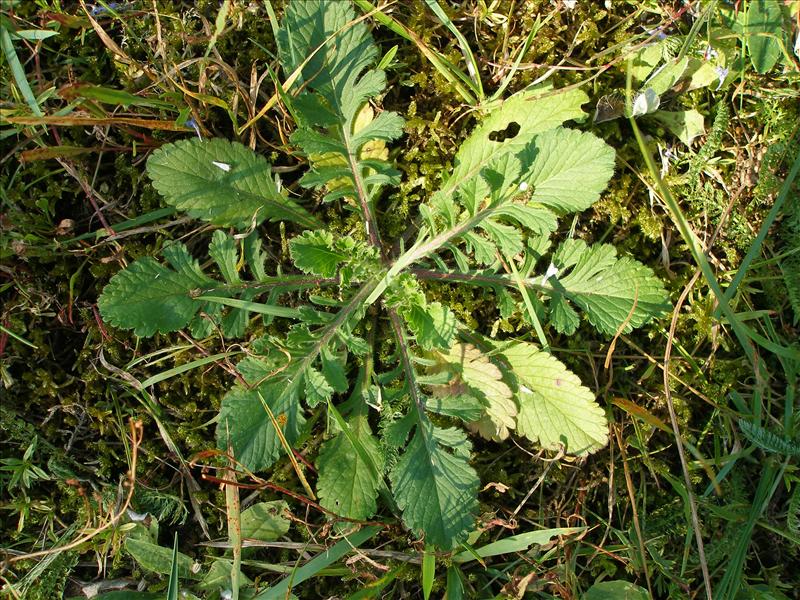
[[212, 161, 231, 172], [715, 66, 729, 91], [518, 181, 529, 192], [541, 262, 559, 286], [221, 590, 233, 600], [127, 510, 148, 522], [702, 45, 718, 61], [563, 0, 577, 9]]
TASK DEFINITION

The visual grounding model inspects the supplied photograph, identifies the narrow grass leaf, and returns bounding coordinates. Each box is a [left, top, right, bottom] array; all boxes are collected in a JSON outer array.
[[0, 26, 43, 116], [253, 526, 382, 599], [422, 547, 435, 600], [452, 527, 583, 563]]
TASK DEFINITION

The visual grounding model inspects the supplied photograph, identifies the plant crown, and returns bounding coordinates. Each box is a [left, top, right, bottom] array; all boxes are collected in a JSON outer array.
[[99, 0, 670, 550]]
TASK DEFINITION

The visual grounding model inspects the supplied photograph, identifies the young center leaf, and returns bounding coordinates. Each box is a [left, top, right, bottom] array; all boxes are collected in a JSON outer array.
[[502, 342, 607, 455]]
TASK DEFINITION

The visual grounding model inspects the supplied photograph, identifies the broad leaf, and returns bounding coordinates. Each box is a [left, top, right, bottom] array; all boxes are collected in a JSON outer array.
[[316, 415, 383, 520], [744, 0, 783, 74], [390, 420, 479, 550], [216, 379, 306, 471], [544, 239, 670, 336], [502, 342, 607, 455], [240, 501, 291, 541], [124, 537, 200, 579], [520, 128, 616, 213], [444, 86, 588, 196], [583, 580, 650, 600], [99, 244, 214, 337], [651, 109, 705, 146], [147, 138, 320, 229], [438, 343, 516, 442]]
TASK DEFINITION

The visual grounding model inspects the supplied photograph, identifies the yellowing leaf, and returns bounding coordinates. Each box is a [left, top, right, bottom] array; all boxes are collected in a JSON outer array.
[[502, 342, 608, 455], [440, 343, 516, 442]]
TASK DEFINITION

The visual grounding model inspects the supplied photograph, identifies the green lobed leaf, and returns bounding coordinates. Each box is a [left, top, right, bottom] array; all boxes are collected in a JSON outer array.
[[545, 239, 670, 336], [437, 343, 517, 442], [520, 127, 616, 214], [289, 230, 349, 278], [316, 415, 383, 520], [277, 0, 376, 115], [444, 86, 588, 197], [390, 419, 479, 550], [216, 379, 306, 472], [98, 245, 214, 337], [304, 367, 334, 407], [426, 395, 485, 421], [738, 419, 800, 457], [146, 138, 320, 229], [402, 301, 457, 351], [502, 342, 608, 455], [208, 229, 241, 285]]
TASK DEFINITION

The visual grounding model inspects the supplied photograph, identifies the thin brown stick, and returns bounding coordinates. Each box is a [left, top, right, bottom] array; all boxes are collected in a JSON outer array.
[[612, 424, 653, 597], [663, 269, 713, 600]]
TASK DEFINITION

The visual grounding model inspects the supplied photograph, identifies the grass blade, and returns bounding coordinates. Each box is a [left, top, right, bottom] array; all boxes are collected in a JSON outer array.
[[166, 532, 180, 600], [0, 25, 43, 116], [198, 296, 303, 319], [422, 547, 435, 600], [423, 0, 483, 99], [253, 526, 382, 599], [225, 454, 242, 600], [715, 141, 800, 314], [139, 352, 235, 388]]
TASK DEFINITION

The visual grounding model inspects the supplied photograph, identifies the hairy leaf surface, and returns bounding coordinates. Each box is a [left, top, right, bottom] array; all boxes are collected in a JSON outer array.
[[438, 344, 516, 442], [445, 87, 588, 198], [99, 244, 214, 336], [216, 379, 306, 472], [317, 416, 383, 520], [544, 239, 670, 335], [520, 128, 616, 213], [502, 343, 607, 455], [147, 138, 320, 229], [390, 420, 479, 550]]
